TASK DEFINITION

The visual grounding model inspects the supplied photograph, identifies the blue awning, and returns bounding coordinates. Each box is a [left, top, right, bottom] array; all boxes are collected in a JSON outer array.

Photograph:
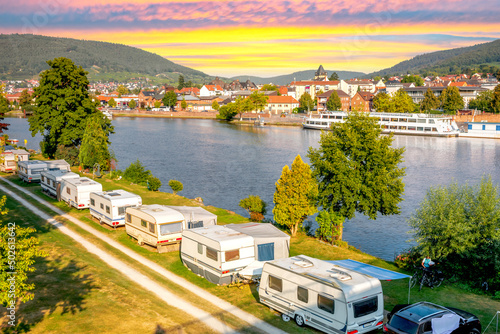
[[327, 259, 410, 281]]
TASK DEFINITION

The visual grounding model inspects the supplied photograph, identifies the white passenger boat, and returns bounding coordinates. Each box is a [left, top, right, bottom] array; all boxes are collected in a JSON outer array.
[[302, 112, 460, 137]]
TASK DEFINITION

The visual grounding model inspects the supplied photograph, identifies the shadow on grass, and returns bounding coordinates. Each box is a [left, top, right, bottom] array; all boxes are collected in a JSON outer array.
[[0, 255, 97, 333]]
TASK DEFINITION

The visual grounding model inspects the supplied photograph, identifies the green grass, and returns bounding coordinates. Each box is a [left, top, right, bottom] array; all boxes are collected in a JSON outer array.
[[3, 172, 500, 333]]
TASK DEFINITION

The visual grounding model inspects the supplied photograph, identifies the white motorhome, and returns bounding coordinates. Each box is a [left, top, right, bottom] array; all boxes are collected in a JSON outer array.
[[41, 170, 79, 198], [125, 204, 186, 253], [181, 223, 290, 285], [59, 177, 103, 209], [0, 149, 29, 173], [259, 255, 384, 334], [89, 190, 142, 227], [18, 159, 70, 183], [18, 160, 47, 182]]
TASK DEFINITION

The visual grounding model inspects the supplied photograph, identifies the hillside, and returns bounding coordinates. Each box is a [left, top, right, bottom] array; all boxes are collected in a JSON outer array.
[[230, 69, 365, 85], [369, 39, 500, 77], [0, 34, 212, 83]]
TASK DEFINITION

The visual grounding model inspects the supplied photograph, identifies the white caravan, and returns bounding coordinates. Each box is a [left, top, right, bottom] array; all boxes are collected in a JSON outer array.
[[60, 177, 103, 209], [259, 255, 384, 334], [125, 204, 186, 253], [40, 170, 79, 198], [181, 223, 290, 285], [0, 149, 29, 173], [18, 159, 70, 183], [166, 205, 217, 228], [89, 190, 142, 227]]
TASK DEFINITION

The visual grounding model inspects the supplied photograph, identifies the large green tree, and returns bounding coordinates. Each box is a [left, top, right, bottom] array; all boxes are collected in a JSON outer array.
[[0, 85, 9, 133], [162, 91, 178, 110], [248, 91, 268, 112], [468, 90, 493, 112], [216, 103, 238, 120], [372, 92, 391, 112], [239, 195, 267, 222], [420, 88, 441, 112], [326, 91, 342, 111], [308, 112, 405, 240], [299, 92, 315, 112], [211, 99, 220, 111], [273, 155, 318, 236], [29, 57, 113, 158], [19, 89, 32, 107], [440, 86, 464, 113], [492, 84, 500, 113], [329, 72, 339, 81], [78, 113, 112, 170], [178, 75, 185, 90], [401, 74, 424, 86], [392, 89, 415, 113], [409, 177, 500, 287]]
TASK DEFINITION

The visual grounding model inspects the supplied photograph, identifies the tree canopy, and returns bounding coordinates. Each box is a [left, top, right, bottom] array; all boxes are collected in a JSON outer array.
[[162, 91, 177, 109], [247, 91, 269, 112], [326, 91, 342, 111], [401, 74, 424, 86], [492, 84, 500, 113], [78, 113, 112, 170], [440, 86, 464, 113], [0, 85, 10, 133], [468, 90, 493, 112], [308, 112, 405, 239], [329, 72, 339, 81], [239, 195, 267, 222], [29, 57, 113, 158], [420, 88, 441, 112], [299, 92, 315, 112], [273, 155, 318, 236]]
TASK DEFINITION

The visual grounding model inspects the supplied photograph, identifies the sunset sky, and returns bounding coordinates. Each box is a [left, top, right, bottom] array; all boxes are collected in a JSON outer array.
[[1, 0, 500, 77]]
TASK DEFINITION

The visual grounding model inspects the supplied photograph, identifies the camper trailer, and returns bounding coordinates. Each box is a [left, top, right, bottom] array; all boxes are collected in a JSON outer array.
[[59, 177, 103, 209], [18, 160, 47, 182], [259, 255, 384, 334], [18, 159, 70, 183], [166, 206, 217, 228], [125, 204, 186, 252], [0, 149, 29, 173], [89, 190, 142, 227], [181, 223, 290, 285], [41, 170, 79, 198]]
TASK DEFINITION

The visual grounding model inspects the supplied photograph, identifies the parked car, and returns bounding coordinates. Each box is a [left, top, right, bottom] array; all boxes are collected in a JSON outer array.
[[384, 302, 481, 334]]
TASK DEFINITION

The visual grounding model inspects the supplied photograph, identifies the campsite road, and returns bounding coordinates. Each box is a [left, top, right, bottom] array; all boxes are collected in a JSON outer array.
[[1, 178, 288, 334]]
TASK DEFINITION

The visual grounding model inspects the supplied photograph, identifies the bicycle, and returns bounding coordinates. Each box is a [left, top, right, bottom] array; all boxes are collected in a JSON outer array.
[[419, 267, 444, 291]]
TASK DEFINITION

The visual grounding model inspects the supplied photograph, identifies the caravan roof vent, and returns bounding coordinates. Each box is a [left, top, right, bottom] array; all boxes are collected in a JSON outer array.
[[107, 192, 121, 196], [329, 268, 352, 281], [293, 260, 314, 268], [152, 208, 163, 212]]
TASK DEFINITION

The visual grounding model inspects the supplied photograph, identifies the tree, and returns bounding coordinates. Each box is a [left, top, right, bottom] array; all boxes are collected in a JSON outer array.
[[0, 85, 9, 133], [372, 92, 391, 112], [299, 92, 314, 112], [315, 210, 345, 245], [29, 57, 113, 158], [117, 85, 129, 97], [108, 98, 117, 108], [181, 97, 187, 110], [169, 179, 183, 195], [273, 155, 318, 236], [492, 84, 500, 113], [468, 90, 493, 112], [0, 196, 46, 307], [154, 101, 162, 109], [123, 160, 151, 186], [211, 99, 220, 111], [392, 89, 415, 113], [19, 89, 32, 107], [440, 86, 464, 114], [128, 99, 137, 109], [326, 91, 342, 111], [248, 91, 268, 112], [420, 88, 440, 112], [162, 91, 177, 110], [147, 176, 162, 191], [308, 112, 405, 240], [260, 84, 279, 95], [408, 177, 500, 287], [78, 113, 111, 170], [239, 195, 267, 222], [216, 103, 237, 120], [401, 74, 424, 86], [178, 75, 185, 90], [329, 72, 339, 81]]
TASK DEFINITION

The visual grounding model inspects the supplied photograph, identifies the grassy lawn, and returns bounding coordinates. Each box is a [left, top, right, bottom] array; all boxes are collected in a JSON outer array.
[[3, 172, 500, 333]]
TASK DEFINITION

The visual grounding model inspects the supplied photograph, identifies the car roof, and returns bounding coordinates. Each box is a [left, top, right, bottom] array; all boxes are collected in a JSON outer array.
[[397, 302, 449, 323]]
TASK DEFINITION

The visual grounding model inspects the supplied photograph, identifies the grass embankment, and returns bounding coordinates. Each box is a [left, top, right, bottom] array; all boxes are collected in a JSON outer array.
[[2, 172, 500, 333]]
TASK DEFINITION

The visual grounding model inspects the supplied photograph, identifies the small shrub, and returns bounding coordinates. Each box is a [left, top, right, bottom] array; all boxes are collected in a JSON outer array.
[[239, 195, 267, 221], [123, 160, 151, 185], [148, 176, 162, 191], [169, 179, 183, 195], [394, 247, 421, 271]]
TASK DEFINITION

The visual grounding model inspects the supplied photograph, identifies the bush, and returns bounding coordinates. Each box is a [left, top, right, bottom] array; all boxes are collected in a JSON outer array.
[[394, 247, 422, 271], [54, 145, 79, 166], [239, 195, 267, 221], [315, 210, 344, 245], [123, 160, 151, 185], [168, 179, 183, 195], [147, 176, 162, 191]]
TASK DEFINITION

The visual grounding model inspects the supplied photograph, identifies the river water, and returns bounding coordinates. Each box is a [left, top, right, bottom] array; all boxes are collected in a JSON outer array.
[[6, 117, 500, 260]]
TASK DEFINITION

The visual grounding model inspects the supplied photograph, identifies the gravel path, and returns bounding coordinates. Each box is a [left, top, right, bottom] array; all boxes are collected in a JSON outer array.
[[1, 178, 288, 334]]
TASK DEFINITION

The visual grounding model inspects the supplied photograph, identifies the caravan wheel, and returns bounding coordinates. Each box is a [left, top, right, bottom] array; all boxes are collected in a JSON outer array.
[[281, 314, 290, 322], [295, 315, 305, 327]]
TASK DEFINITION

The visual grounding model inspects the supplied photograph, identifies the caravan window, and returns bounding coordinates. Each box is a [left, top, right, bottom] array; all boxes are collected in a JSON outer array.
[[353, 296, 378, 318], [225, 250, 240, 262], [149, 222, 155, 233], [141, 220, 147, 227], [67, 188, 71, 195], [318, 295, 335, 314], [41, 176, 45, 182], [297, 287, 308, 303], [197, 243, 203, 254], [100, 203, 104, 210], [257, 243, 275, 261], [126, 214, 131, 222], [106, 206, 110, 214], [118, 206, 129, 215], [206, 247, 218, 261], [90, 199, 95, 206], [159, 222, 182, 236], [268, 275, 282, 292]]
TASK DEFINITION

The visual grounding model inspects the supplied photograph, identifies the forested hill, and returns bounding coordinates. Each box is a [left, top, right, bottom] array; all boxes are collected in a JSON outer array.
[[0, 34, 211, 82], [230, 69, 365, 85], [368, 39, 500, 77]]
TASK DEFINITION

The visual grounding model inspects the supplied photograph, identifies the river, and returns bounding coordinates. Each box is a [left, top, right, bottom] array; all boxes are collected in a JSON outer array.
[[5, 116, 500, 260]]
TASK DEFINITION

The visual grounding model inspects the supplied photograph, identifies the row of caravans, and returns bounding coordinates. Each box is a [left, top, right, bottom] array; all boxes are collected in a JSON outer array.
[[0, 148, 29, 173], [19, 159, 71, 183], [17, 160, 385, 334]]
